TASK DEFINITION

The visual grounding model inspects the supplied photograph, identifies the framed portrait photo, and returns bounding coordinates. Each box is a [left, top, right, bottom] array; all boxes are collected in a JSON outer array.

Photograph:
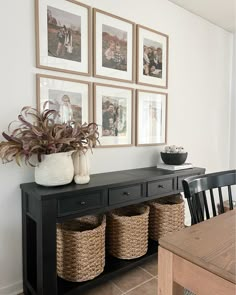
[[93, 8, 135, 83], [94, 83, 134, 147], [137, 25, 169, 88], [136, 90, 167, 146], [36, 0, 91, 76], [36, 74, 91, 124]]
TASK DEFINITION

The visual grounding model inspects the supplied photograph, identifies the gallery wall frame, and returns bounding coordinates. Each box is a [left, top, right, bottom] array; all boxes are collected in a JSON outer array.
[[93, 8, 136, 83], [35, 0, 91, 76], [36, 74, 91, 124], [137, 24, 169, 89], [93, 83, 135, 147], [136, 89, 168, 146], [35, 2, 170, 148]]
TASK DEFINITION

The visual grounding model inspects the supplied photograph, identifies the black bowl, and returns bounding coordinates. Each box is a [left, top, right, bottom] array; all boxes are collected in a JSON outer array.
[[160, 152, 188, 165]]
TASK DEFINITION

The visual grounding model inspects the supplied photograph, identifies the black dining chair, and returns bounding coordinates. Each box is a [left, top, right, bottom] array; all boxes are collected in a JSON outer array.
[[182, 170, 236, 225]]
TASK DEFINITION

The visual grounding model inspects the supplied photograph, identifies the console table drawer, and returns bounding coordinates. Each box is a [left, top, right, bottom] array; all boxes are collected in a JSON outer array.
[[58, 191, 106, 217], [109, 184, 144, 205], [148, 179, 174, 197]]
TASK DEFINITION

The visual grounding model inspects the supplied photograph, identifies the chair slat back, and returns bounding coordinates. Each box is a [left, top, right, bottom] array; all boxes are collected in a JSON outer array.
[[218, 187, 224, 213], [209, 189, 217, 217], [202, 191, 210, 219], [228, 186, 233, 210], [182, 170, 236, 224]]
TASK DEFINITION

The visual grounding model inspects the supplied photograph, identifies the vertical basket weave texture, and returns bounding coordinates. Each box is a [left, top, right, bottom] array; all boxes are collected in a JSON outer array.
[[149, 195, 185, 241], [107, 205, 150, 259], [57, 215, 106, 282]]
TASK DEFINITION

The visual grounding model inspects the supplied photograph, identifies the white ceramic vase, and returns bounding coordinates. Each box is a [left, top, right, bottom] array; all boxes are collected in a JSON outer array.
[[73, 151, 90, 184], [35, 151, 74, 186]]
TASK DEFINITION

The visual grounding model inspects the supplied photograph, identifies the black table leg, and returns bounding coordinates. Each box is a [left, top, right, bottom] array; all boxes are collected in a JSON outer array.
[[22, 192, 31, 294], [36, 199, 57, 295]]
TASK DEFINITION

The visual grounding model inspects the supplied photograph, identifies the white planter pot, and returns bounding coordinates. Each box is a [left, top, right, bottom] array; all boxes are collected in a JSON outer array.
[[73, 151, 90, 184], [35, 151, 74, 186]]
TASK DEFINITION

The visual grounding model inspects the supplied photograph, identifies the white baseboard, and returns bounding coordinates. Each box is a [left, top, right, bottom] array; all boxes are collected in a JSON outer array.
[[0, 281, 23, 295]]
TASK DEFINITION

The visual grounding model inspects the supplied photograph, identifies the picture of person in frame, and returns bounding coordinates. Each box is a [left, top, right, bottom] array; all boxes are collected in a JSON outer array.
[[47, 6, 81, 62], [143, 38, 163, 78], [102, 24, 127, 71], [102, 96, 127, 137]]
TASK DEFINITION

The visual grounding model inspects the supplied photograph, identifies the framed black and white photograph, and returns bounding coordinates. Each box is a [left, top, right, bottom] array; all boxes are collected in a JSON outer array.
[[93, 8, 135, 83], [137, 25, 169, 88], [36, 74, 90, 124], [94, 83, 134, 147], [36, 0, 91, 75], [136, 90, 167, 146]]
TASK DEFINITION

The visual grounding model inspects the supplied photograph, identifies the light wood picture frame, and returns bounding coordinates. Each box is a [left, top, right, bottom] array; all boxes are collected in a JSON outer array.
[[93, 8, 135, 83], [136, 89, 167, 146], [94, 83, 135, 147], [137, 25, 169, 88], [36, 74, 91, 124], [36, 0, 91, 76]]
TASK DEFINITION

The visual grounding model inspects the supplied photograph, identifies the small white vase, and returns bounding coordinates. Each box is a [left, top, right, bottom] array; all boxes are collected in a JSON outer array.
[[35, 151, 74, 186], [73, 151, 90, 184]]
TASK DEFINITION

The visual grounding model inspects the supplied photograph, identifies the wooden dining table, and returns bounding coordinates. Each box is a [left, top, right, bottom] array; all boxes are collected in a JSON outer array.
[[158, 210, 236, 295]]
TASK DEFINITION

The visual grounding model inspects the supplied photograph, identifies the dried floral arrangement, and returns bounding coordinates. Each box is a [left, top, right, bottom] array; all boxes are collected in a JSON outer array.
[[0, 106, 99, 166]]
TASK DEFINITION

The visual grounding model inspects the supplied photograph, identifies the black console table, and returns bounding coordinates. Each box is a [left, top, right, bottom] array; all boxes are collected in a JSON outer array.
[[21, 166, 205, 295]]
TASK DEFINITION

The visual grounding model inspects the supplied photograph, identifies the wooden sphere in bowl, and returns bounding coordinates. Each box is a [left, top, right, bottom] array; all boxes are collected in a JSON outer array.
[[160, 152, 188, 165]]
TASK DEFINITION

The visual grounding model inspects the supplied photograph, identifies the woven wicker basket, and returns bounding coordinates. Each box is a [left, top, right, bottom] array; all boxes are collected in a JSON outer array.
[[57, 215, 106, 282], [107, 205, 150, 259], [149, 195, 185, 241]]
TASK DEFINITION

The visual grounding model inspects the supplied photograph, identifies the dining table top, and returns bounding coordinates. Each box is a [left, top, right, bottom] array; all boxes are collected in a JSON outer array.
[[159, 210, 236, 284]]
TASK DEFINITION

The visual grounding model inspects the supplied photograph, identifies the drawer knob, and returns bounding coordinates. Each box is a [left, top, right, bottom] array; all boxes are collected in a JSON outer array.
[[123, 192, 131, 196], [80, 201, 86, 205], [158, 184, 164, 188]]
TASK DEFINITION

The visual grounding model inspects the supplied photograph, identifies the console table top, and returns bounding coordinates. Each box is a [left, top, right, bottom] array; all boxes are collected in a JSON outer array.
[[20, 166, 204, 199]]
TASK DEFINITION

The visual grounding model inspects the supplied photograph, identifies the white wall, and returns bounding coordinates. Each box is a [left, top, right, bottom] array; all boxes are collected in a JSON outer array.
[[230, 33, 236, 169], [0, 0, 233, 293]]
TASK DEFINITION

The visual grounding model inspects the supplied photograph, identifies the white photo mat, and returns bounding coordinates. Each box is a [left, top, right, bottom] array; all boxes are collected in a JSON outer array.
[[36, 0, 90, 75], [37, 74, 90, 124], [137, 90, 167, 146], [137, 25, 168, 88], [94, 9, 134, 82], [94, 84, 134, 147]]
